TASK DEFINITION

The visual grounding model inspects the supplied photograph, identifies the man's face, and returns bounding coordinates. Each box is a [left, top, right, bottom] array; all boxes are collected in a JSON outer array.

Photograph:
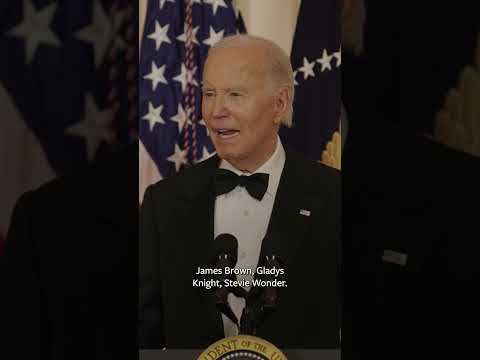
[[202, 46, 280, 172]]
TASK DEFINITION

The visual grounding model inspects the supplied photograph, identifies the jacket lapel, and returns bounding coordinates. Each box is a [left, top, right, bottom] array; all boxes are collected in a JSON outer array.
[[257, 149, 315, 341], [175, 155, 225, 343], [261, 149, 312, 268]]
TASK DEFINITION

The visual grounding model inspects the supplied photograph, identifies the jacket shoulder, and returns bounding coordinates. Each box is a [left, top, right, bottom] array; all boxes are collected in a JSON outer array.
[[143, 154, 218, 202], [286, 149, 340, 186]]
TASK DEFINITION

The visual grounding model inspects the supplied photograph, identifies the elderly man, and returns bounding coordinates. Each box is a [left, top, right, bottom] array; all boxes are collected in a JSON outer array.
[[140, 35, 340, 349]]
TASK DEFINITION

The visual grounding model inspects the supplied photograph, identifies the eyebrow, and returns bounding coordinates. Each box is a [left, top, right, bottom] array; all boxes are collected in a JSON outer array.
[[226, 87, 248, 92], [201, 85, 248, 92]]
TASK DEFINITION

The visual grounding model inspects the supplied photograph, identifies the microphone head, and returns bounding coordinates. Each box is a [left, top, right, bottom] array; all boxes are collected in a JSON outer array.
[[213, 233, 238, 266], [259, 233, 286, 268]]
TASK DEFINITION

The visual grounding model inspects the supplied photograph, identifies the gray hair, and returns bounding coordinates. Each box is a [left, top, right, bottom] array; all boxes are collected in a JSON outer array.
[[209, 34, 295, 127]]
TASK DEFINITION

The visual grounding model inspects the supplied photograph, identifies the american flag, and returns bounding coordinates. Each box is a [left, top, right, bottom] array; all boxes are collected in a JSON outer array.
[[0, 0, 136, 253], [139, 0, 245, 202], [280, 0, 342, 169]]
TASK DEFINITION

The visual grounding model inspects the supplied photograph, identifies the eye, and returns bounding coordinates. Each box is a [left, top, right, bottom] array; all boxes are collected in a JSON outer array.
[[228, 91, 242, 98], [202, 90, 215, 98]]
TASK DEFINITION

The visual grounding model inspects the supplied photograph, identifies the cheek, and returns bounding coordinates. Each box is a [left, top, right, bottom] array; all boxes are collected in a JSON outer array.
[[241, 106, 274, 135], [201, 100, 210, 119], [231, 104, 254, 128]]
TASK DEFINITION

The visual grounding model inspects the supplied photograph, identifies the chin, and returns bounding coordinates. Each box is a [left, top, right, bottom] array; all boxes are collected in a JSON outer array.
[[214, 143, 236, 159], [215, 149, 239, 165], [216, 149, 234, 161]]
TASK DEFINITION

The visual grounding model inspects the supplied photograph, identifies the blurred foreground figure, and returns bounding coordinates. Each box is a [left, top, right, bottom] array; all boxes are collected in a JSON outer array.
[[341, 1, 480, 358], [0, 143, 138, 359]]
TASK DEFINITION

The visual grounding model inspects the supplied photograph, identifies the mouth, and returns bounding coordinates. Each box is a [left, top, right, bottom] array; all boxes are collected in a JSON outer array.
[[215, 129, 240, 140]]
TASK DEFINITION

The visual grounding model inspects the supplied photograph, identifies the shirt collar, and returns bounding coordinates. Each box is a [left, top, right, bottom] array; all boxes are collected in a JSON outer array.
[[219, 136, 286, 197]]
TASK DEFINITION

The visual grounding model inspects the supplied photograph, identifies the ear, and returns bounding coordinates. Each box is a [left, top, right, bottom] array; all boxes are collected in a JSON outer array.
[[273, 85, 289, 125]]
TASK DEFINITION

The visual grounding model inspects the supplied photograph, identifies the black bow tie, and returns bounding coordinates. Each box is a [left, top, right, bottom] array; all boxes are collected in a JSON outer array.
[[215, 169, 269, 201]]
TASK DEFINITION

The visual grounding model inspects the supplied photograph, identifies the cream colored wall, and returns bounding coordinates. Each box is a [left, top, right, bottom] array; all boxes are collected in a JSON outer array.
[[138, 0, 301, 55], [235, 0, 301, 56], [139, 0, 147, 49]]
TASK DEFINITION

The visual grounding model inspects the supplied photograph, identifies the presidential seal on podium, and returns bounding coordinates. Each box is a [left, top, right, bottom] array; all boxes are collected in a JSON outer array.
[[197, 335, 287, 360]]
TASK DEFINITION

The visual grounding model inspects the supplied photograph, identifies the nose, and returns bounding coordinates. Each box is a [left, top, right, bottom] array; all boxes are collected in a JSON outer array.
[[211, 93, 228, 119]]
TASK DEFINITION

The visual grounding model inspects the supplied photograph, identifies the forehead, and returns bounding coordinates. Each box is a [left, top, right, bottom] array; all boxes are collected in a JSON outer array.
[[203, 46, 267, 87]]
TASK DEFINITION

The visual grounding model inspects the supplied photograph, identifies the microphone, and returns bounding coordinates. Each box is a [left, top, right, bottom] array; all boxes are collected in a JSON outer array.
[[239, 236, 286, 335], [212, 234, 247, 326], [212, 233, 238, 270], [259, 253, 285, 309]]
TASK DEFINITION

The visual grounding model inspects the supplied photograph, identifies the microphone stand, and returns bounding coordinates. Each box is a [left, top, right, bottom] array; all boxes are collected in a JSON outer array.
[[239, 254, 284, 335], [239, 286, 264, 335], [214, 254, 248, 326]]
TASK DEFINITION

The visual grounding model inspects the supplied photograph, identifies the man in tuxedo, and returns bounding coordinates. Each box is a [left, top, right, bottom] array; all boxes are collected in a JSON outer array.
[[140, 35, 341, 349]]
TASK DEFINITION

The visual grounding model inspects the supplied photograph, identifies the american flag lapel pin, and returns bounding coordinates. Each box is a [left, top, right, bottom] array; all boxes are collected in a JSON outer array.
[[299, 209, 311, 217]]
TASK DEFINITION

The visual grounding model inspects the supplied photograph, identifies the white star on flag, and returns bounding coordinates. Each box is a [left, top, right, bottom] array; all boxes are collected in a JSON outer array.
[[333, 49, 341, 67], [159, 0, 175, 10], [298, 57, 316, 79], [170, 104, 189, 133], [176, 25, 200, 45], [144, 61, 168, 91], [293, 71, 299, 86], [147, 21, 171, 51], [7, 0, 61, 65], [203, 26, 225, 47], [142, 102, 165, 131], [204, 0, 228, 15], [110, 7, 128, 52], [317, 49, 333, 72], [74, 0, 117, 68], [173, 63, 198, 93], [66, 94, 113, 161], [167, 144, 187, 172]]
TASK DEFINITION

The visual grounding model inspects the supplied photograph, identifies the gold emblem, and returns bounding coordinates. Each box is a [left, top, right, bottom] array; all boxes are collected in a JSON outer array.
[[197, 335, 288, 360], [434, 32, 480, 158], [320, 129, 341, 170]]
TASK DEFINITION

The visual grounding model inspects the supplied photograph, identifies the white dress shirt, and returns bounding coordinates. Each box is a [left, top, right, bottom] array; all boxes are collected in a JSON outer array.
[[214, 137, 286, 337]]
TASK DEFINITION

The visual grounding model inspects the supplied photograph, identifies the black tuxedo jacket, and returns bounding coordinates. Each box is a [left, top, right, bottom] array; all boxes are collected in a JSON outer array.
[[342, 124, 480, 358], [140, 147, 341, 349], [0, 144, 138, 360]]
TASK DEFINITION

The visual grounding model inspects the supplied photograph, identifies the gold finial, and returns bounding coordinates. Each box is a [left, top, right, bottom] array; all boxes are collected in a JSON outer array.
[[433, 32, 480, 157]]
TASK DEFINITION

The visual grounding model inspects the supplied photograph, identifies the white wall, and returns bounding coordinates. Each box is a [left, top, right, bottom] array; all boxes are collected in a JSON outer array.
[[235, 0, 301, 55]]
